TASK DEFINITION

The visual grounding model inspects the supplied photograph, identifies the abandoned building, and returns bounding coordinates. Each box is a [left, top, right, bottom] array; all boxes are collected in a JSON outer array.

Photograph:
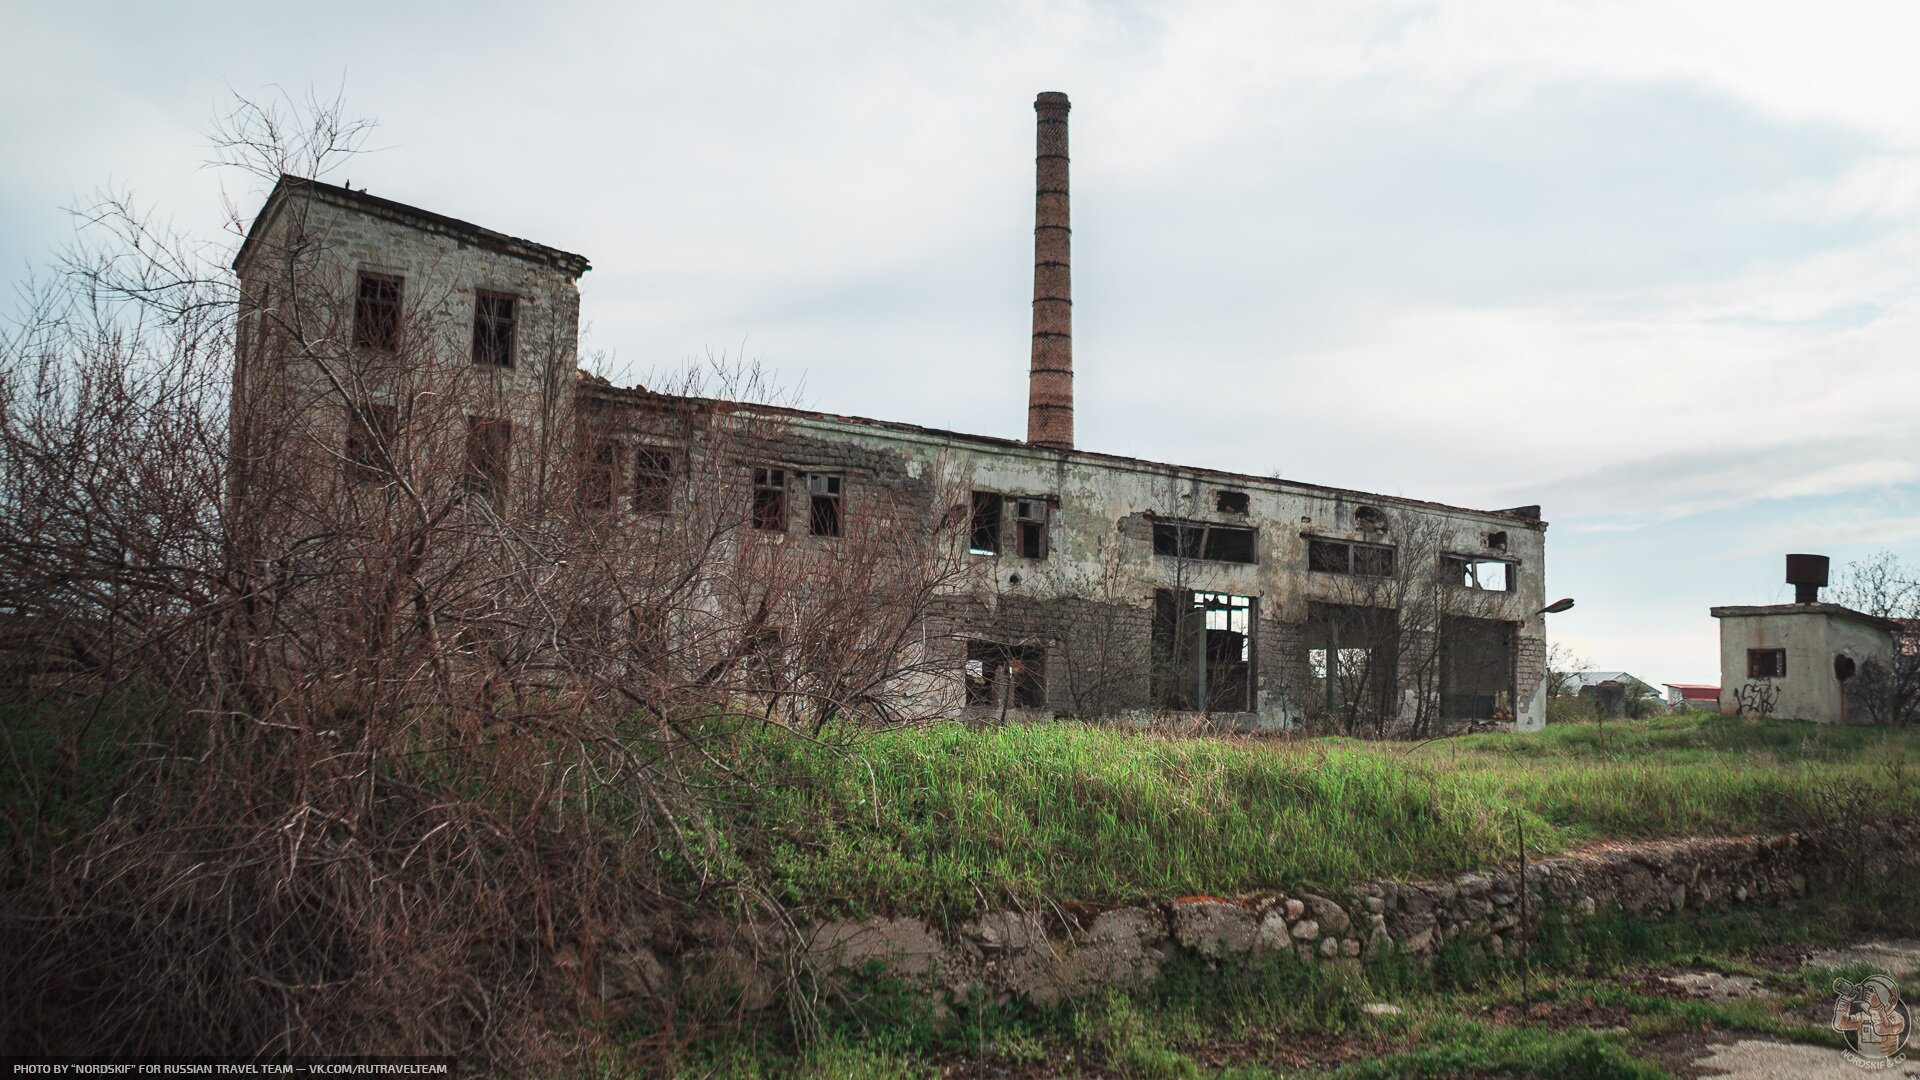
[[1712, 554, 1903, 724], [231, 92, 1552, 732]]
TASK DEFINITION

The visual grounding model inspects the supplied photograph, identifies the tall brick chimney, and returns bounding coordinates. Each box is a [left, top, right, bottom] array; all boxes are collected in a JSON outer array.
[[1027, 91, 1074, 450]]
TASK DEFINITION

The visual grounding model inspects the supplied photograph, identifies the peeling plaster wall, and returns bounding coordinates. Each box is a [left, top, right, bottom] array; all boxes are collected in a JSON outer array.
[[767, 414, 1550, 731]]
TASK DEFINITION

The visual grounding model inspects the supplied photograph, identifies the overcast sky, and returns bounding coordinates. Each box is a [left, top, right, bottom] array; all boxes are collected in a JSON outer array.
[[5, 1, 1918, 685]]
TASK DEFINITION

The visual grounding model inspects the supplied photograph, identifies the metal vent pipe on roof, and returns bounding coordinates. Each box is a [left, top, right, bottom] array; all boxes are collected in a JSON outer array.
[[1786, 553, 1829, 604], [1027, 91, 1074, 450]]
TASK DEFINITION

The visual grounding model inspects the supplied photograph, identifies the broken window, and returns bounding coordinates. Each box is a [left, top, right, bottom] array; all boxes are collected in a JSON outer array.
[[969, 492, 1003, 555], [1301, 601, 1398, 729], [463, 415, 511, 508], [1446, 556, 1513, 592], [353, 272, 402, 351], [1307, 537, 1395, 577], [1439, 615, 1514, 720], [633, 447, 672, 514], [1151, 590, 1256, 712], [965, 641, 1046, 708], [1486, 531, 1508, 552], [1152, 520, 1257, 564], [577, 436, 618, 514], [1354, 505, 1388, 532], [1013, 499, 1049, 560], [808, 473, 843, 537], [1216, 490, 1250, 514], [751, 468, 787, 531], [472, 291, 516, 367], [344, 400, 397, 484], [1748, 648, 1786, 679]]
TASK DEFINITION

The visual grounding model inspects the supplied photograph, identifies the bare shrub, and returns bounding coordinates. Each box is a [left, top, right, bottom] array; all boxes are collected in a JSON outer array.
[[0, 96, 968, 1069]]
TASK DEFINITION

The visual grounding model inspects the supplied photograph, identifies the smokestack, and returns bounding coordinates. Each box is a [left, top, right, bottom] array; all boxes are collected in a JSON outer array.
[[1786, 553, 1829, 604], [1027, 91, 1073, 450]]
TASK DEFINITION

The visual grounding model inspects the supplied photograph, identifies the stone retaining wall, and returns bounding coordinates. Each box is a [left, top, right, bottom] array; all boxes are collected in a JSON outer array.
[[609, 830, 1918, 1010]]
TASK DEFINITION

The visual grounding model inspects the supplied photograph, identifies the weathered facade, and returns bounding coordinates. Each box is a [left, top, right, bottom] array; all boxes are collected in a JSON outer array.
[[232, 94, 1552, 733]]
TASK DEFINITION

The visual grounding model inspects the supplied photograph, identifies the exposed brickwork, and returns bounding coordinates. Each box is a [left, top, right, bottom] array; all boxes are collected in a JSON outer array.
[[1028, 92, 1074, 450]]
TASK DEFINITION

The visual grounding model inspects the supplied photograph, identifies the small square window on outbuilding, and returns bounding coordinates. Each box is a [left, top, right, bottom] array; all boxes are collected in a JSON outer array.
[[1748, 648, 1787, 679]]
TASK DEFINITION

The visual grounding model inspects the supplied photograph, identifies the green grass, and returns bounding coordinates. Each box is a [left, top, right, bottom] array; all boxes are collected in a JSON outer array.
[[713, 713, 1920, 919]]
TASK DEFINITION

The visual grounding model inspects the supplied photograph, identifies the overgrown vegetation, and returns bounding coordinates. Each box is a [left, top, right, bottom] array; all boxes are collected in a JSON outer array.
[[716, 713, 1920, 919]]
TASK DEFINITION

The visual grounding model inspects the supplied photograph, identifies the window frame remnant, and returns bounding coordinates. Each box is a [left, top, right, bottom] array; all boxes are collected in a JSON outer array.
[[1748, 648, 1787, 679], [577, 435, 619, 514], [965, 640, 1047, 708], [632, 447, 673, 514], [751, 467, 788, 531], [463, 414, 511, 508], [1216, 490, 1250, 515], [1013, 498, 1049, 560], [808, 473, 844, 537], [353, 272, 402, 352], [1151, 589, 1257, 713], [1446, 555, 1514, 593], [1306, 536, 1396, 577], [1152, 519, 1258, 564], [969, 492, 1003, 555], [344, 400, 398, 484], [472, 290, 516, 368]]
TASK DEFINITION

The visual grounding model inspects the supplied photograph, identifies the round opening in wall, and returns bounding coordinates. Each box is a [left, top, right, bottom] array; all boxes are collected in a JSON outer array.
[[1835, 655, 1857, 681], [1354, 505, 1388, 532]]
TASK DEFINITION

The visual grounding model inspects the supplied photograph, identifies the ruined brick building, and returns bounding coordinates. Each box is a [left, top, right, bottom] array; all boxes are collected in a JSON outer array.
[[232, 93, 1550, 732]]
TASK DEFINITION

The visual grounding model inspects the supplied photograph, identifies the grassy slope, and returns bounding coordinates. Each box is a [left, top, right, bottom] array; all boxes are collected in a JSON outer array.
[[727, 714, 1919, 919]]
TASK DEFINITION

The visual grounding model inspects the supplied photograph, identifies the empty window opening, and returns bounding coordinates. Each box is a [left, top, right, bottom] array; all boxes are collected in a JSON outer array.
[[633, 448, 673, 514], [1439, 615, 1515, 721], [577, 436, 618, 513], [1307, 537, 1395, 577], [1354, 505, 1388, 532], [969, 492, 1003, 555], [1748, 648, 1787, 679], [1152, 520, 1257, 564], [1835, 654, 1857, 681], [1447, 556, 1513, 592], [1014, 499, 1049, 560], [344, 401, 397, 484], [463, 415, 511, 508], [353, 272, 402, 351], [1486, 531, 1508, 551], [752, 468, 787, 531], [1216, 490, 1250, 514], [1301, 601, 1399, 730], [808, 473, 843, 537], [472, 291, 516, 367], [965, 641, 1046, 708], [1151, 590, 1256, 713]]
